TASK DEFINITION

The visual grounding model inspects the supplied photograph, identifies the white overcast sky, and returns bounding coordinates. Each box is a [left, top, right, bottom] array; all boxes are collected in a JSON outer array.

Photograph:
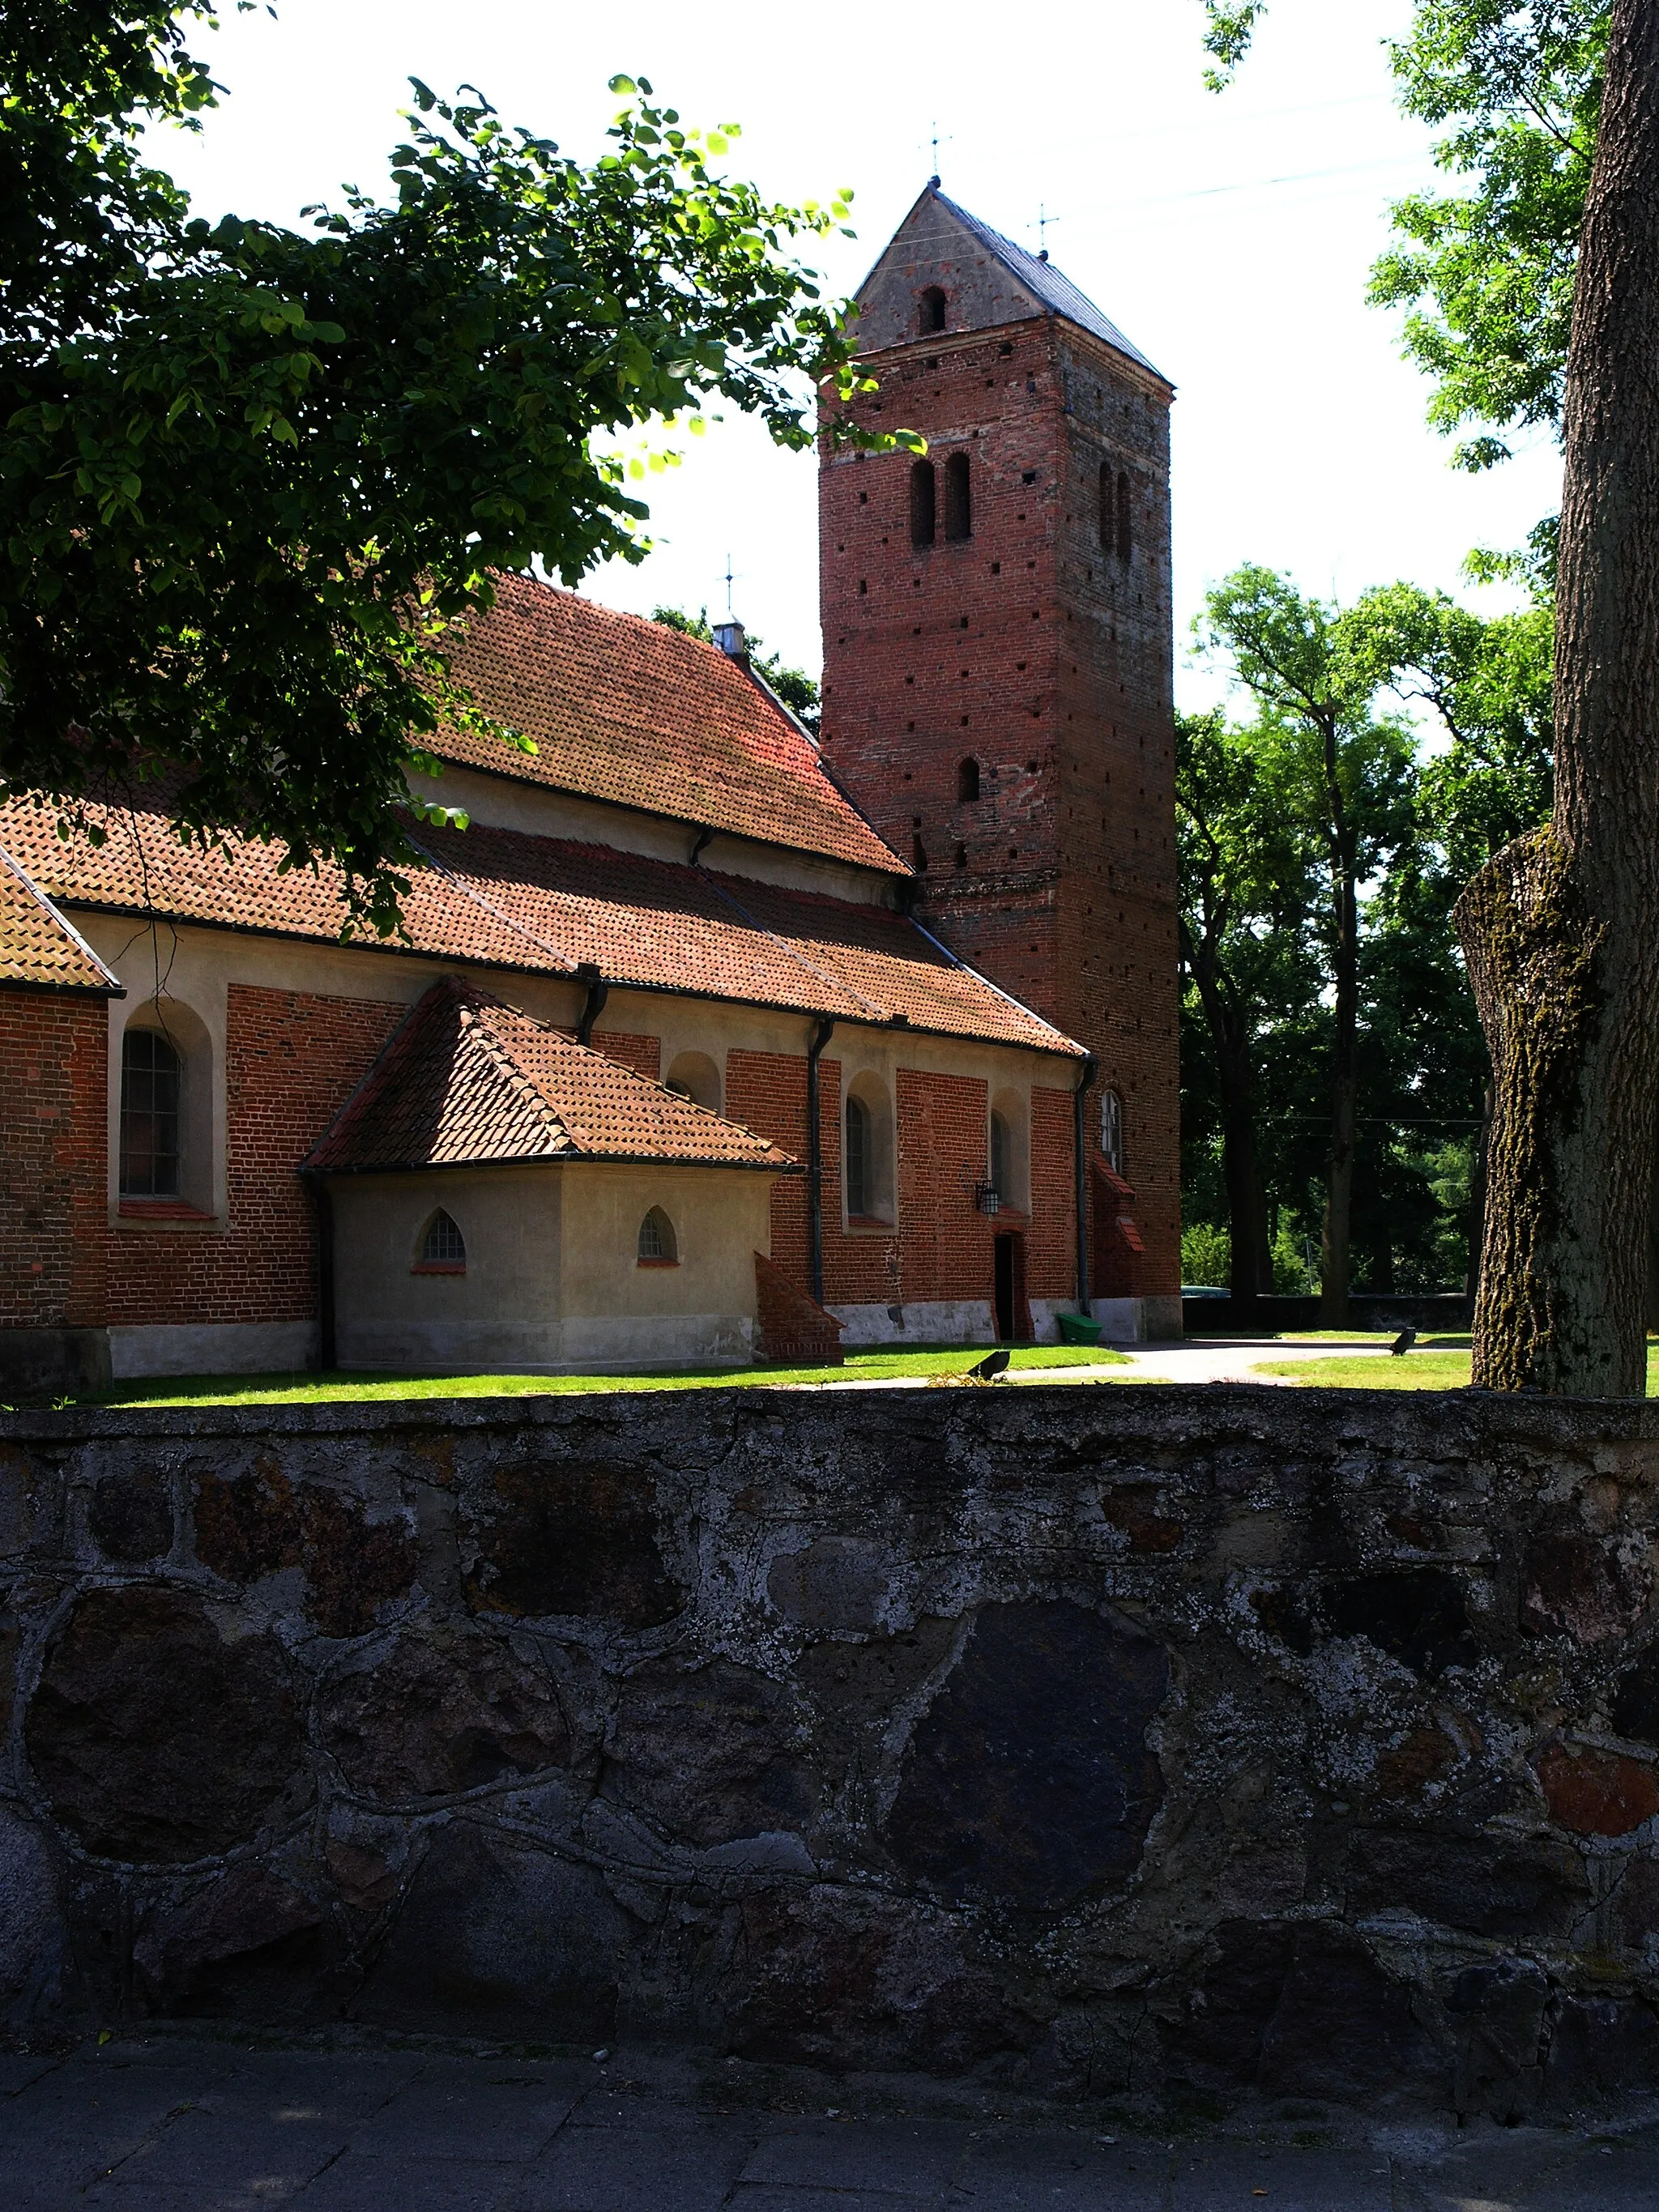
[[150, 0, 1563, 711]]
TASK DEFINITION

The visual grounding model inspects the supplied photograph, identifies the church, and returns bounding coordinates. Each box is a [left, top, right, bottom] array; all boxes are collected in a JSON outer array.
[[0, 185, 1180, 1392]]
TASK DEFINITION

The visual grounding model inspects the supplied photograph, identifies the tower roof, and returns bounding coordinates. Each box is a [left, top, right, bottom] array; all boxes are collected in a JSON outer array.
[[854, 183, 1168, 386]]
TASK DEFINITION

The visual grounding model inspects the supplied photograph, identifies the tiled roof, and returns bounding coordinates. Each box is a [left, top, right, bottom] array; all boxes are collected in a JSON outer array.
[[929, 189, 1167, 385], [0, 798, 1083, 1057], [435, 573, 906, 876], [0, 845, 124, 994], [309, 978, 798, 1174]]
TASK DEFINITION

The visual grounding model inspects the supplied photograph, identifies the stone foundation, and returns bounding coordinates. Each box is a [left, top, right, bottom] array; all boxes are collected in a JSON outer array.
[[2, 1387, 1657, 2113]]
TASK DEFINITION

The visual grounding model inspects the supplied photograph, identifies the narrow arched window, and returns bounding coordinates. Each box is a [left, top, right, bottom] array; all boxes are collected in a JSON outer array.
[[119, 1029, 181, 1196], [416, 1209, 466, 1272], [846, 1096, 872, 1217], [990, 1111, 1009, 1200], [1115, 471, 1132, 564], [910, 458, 936, 548], [638, 1207, 678, 1264], [1101, 1089, 1124, 1175], [944, 451, 971, 541], [919, 285, 947, 335], [1098, 462, 1112, 552], [957, 757, 980, 802], [911, 830, 928, 872]]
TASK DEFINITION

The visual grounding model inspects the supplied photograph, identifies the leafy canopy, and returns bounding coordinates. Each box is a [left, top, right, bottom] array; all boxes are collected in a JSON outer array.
[[0, 5, 906, 931], [1202, 1, 1608, 471]]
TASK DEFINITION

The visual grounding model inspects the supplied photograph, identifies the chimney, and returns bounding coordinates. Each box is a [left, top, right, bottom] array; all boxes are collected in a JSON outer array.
[[712, 620, 748, 663]]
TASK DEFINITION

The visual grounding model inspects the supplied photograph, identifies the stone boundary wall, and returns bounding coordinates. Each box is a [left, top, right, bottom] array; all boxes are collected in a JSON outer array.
[[2, 1386, 1657, 2115]]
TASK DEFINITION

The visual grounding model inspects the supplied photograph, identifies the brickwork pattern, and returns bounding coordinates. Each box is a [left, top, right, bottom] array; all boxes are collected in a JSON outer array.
[[819, 305, 1180, 1298], [0, 995, 109, 1329], [753, 1251, 845, 1365], [108, 988, 405, 1328]]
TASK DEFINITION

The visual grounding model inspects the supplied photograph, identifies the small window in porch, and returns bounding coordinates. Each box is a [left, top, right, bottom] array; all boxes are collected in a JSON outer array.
[[415, 1208, 466, 1273], [638, 1207, 679, 1265]]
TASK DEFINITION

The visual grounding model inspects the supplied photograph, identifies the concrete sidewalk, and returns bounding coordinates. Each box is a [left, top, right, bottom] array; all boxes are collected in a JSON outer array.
[[2, 2035, 1654, 2210]]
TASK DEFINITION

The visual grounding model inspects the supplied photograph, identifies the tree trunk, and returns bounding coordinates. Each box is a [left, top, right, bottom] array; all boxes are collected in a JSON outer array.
[[1188, 950, 1273, 1302], [1320, 859, 1359, 1328], [1217, 1037, 1273, 1302], [1456, 0, 1659, 1397]]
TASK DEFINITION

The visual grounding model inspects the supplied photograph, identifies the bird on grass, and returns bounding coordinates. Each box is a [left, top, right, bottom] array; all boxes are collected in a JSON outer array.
[[1390, 1328, 1418, 1358], [970, 1345, 1012, 1382]]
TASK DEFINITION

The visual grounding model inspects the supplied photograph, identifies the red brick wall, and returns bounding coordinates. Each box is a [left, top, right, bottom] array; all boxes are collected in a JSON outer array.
[[108, 986, 404, 1328], [819, 313, 1180, 1296], [726, 1049, 815, 1289], [727, 1048, 1078, 1320], [569, 1030, 661, 1082], [0, 993, 109, 1330]]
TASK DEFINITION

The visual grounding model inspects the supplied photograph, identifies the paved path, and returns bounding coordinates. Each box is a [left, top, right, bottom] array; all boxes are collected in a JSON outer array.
[[2, 2036, 1653, 2210]]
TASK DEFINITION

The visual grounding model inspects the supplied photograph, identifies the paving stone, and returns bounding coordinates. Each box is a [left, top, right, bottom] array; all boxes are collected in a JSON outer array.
[[738, 2116, 969, 2196], [948, 2127, 1169, 2208], [0, 2052, 60, 2095], [1169, 2145, 1395, 2210], [509, 2112, 756, 2210], [290, 2152, 524, 2210], [727, 2192, 951, 2212], [346, 2065, 582, 2162]]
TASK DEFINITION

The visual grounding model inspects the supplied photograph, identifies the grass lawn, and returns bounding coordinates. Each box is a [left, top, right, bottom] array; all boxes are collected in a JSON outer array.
[[87, 1341, 1133, 1409], [1253, 1344, 1659, 1392]]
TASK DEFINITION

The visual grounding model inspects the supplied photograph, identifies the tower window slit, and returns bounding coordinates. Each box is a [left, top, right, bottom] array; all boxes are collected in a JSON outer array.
[[944, 452, 971, 541], [910, 459, 936, 548]]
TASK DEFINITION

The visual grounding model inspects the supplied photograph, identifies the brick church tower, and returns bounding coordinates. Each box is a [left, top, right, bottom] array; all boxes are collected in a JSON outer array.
[[818, 184, 1181, 1318]]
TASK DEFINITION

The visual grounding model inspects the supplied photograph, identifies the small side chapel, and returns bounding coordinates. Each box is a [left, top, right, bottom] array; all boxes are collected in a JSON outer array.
[[0, 186, 1179, 1391]]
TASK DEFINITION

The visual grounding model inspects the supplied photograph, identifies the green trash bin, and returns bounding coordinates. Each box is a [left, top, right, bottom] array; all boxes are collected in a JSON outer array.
[[1056, 1311, 1103, 1346]]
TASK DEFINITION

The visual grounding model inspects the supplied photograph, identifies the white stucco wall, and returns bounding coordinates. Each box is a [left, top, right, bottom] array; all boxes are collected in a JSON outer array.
[[323, 1160, 779, 1375]]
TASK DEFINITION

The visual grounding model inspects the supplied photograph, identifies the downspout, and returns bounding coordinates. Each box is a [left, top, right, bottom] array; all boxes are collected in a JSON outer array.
[[806, 1016, 837, 1306], [575, 964, 609, 1046], [306, 1174, 336, 1370], [1073, 1055, 1098, 1313]]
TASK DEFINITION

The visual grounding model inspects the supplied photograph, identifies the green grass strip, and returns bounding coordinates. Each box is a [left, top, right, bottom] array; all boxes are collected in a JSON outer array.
[[88, 1340, 1132, 1409]]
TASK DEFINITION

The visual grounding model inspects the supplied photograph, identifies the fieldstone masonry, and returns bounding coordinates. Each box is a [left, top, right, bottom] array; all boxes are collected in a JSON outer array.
[[2, 1387, 1659, 2117]]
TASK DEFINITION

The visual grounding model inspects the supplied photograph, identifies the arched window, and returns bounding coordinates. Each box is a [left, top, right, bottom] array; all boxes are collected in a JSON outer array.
[[910, 458, 936, 548], [911, 830, 928, 872], [1115, 471, 1132, 564], [119, 1029, 181, 1196], [638, 1207, 678, 1265], [1098, 461, 1112, 552], [919, 285, 947, 335], [416, 1208, 466, 1272], [845, 1095, 872, 1218], [1101, 1089, 1124, 1175], [944, 451, 972, 541], [957, 757, 980, 802], [990, 1110, 1009, 1199], [664, 1050, 721, 1114]]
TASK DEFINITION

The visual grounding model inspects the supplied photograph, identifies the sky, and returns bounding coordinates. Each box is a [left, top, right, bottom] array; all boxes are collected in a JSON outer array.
[[148, 0, 1563, 712]]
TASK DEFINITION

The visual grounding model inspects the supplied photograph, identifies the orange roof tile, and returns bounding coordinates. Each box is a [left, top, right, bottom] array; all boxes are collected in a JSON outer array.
[[437, 574, 906, 876], [0, 799, 1083, 1058], [0, 846, 124, 994], [308, 978, 796, 1174]]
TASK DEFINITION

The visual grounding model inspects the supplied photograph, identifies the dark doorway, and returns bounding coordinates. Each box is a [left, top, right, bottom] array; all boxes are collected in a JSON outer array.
[[994, 1232, 1021, 1342]]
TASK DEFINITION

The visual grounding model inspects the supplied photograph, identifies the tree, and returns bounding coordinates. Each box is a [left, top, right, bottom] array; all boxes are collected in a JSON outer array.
[[1, 5, 904, 934], [650, 606, 820, 732], [1197, 569, 1418, 1324], [1205, 1, 1659, 1397], [1175, 706, 1320, 1301]]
